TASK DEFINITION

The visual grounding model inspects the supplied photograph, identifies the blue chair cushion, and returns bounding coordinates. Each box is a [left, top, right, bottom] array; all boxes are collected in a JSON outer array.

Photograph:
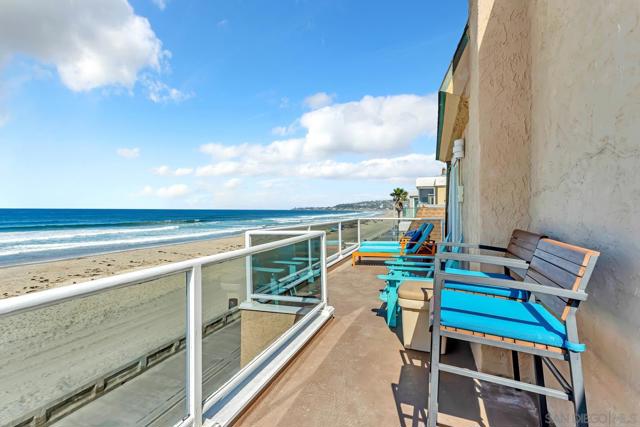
[[361, 241, 400, 246], [358, 246, 401, 254], [444, 267, 528, 300], [440, 290, 585, 352]]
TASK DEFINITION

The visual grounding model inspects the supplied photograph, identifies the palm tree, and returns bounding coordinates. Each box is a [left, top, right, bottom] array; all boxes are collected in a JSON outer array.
[[390, 188, 408, 218]]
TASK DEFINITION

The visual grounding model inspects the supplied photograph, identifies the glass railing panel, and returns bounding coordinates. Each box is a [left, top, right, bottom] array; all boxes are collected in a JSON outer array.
[[309, 223, 340, 257], [340, 220, 358, 250], [359, 218, 445, 244], [250, 237, 322, 302], [245, 236, 323, 370], [359, 218, 397, 242], [200, 257, 246, 403], [0, 272, 188, 427]]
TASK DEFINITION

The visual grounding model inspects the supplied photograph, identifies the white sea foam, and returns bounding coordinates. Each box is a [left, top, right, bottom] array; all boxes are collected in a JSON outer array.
[[271, 211, 367, 224], [0, 225, 181, 244], [0, 228, 245, 257]]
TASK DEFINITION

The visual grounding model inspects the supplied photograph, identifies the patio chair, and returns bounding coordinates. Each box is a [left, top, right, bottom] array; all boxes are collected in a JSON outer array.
[[428, 238, 599, 427], [360, 222, 428, 247], [387, 229, 544, 299], [352, 223, 435, 266], [376, 230, 543, 329]]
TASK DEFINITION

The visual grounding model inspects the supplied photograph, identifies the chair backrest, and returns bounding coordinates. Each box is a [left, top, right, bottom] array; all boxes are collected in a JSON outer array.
[[405, 222, 428, 242], [406, 223, 434, 254], [525, 238, 599, 320], [504, 229, 546, 279]]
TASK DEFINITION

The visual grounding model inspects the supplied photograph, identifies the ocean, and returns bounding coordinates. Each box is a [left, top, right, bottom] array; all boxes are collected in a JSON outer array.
[[0, 209, 370, 267]]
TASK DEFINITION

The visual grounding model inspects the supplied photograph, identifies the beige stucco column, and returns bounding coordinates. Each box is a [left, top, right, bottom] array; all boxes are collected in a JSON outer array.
[[239, 302, 309, 367], [463, 0, 534, 380]]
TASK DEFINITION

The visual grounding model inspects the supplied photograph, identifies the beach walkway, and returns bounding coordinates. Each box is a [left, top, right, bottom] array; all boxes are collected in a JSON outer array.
[[55, 321, 241, 426]]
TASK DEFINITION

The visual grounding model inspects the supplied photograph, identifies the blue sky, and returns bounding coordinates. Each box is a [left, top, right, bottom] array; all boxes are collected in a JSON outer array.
[[0, 0, 467, 209]]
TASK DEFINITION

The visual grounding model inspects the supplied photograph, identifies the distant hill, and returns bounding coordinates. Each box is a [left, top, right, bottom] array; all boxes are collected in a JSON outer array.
[[293, 200, 393, 211]]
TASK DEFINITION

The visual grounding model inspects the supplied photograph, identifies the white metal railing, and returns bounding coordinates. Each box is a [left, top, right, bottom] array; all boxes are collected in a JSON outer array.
[[268, 216, 445, 263], [0, 230, 328, 427]]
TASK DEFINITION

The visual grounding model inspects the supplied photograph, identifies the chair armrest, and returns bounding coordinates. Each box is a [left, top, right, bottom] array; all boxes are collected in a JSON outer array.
[[436, 242, 507, 252], [435, 252, 528, 270], [435, 271, 588, 301], [398, 254, 435, 260], [378, 274, 434, 283]]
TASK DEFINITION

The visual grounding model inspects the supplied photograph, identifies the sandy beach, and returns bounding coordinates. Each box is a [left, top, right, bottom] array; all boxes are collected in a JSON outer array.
[[0, 234, 246, 299]]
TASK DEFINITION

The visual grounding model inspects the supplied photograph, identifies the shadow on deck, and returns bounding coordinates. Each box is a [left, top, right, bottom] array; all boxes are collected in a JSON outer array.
[[235, 262, 540, 427]]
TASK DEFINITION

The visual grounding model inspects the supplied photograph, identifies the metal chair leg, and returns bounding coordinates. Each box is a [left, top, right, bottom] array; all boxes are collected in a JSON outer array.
[[427, 335, 442, 427], [512, 351, 520, 381], [568, 351, 588, 427], [533, 355, 549, 427], [386, 290, 398, 328]]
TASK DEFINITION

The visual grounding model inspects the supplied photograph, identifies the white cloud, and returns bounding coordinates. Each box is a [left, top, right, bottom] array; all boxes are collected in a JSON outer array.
[[174, 167, 194, 176], [117, 147, 140, 159], [141, 184, 191, 198], [153, 93, 441, 188], [271, 126, 288, 136], [152, 0, 167, 10], [0, 0, 168, 92], [271, 121, 299, 136], [223, 178, 241, 189], [294, 154, 442, 180], [303, 92, 335, 109], [196, 161, 242, 177], [199, 139, 305, 164], [196, 153, 442, 181], [142, 76, 193, 103], [152, 165, 193, 176], [300, 93, 437, 156], [0, 113, 9, 127]]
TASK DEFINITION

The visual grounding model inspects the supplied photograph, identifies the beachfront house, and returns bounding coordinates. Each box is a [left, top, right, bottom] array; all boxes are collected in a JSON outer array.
[[406, 173, 448, 218], [0, 2, 637, 427]]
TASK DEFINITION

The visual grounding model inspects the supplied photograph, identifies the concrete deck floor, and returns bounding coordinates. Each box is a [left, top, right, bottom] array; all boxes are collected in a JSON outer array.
[[235, 262, 540, 427]]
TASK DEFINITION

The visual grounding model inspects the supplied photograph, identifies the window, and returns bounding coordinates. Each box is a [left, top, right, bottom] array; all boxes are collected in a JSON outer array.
[[419, 188, 435, 205]]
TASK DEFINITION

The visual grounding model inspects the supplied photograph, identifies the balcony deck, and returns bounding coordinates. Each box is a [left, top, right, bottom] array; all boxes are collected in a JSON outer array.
[[235, 262, 540, 427]]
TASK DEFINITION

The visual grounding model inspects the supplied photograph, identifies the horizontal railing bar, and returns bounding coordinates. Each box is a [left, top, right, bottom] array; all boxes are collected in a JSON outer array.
[[265, 216, 443, 232], [0, 231, 324, 317], [249, 294, 321, 303]]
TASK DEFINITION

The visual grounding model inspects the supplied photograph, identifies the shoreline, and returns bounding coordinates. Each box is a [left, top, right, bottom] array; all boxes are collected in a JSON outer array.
[[0, 211, 395, 300], [0, 233, 246, 299], [0, 229, 250, 269]]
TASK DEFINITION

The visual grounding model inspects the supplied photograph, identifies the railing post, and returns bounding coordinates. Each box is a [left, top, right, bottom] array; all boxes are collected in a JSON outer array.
[[320, 232, 328, 305], [245, 232, 252, 303], [306, 226, 313, 272], [357, 219, 361, 245], [338, 222, 343, 257], [187, 264, 203, 427]]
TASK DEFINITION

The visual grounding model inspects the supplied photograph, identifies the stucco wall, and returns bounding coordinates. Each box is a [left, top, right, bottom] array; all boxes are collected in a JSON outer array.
[[528, 1, 640, 423], [459, 0, 640, 424], [464, 0, 532, 249]]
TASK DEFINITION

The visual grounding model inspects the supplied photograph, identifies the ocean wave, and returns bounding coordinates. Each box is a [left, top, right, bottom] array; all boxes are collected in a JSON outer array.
[[0, 228, 245, 257], [271, 211, 364, 224], [0, 219, 219, 232], [0, 225, 181, 244]]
